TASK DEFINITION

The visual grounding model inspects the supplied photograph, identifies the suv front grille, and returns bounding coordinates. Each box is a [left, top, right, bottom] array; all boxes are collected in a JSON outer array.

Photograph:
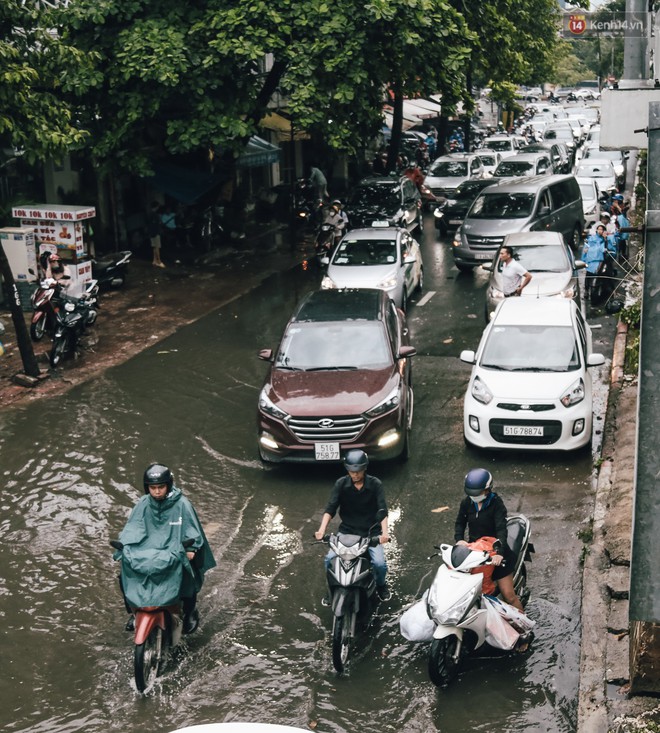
[[466, 235, 505, 249], [497, 402, 555, 412], [288, 415, 367, 442]]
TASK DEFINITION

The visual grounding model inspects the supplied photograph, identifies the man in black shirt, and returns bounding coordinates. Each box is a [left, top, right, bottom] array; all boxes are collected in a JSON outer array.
[[315, 449, 391, 601]]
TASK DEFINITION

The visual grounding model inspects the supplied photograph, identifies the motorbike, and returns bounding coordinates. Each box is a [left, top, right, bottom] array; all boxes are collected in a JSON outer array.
[[110, 538, 195, 693], [424, 514, 534, 687], [92, 250, 132, 290], [293, 178, 321, 226], [29, 276, 63, 342], [49, 280, 99, 368], [314, 222, 342, 264], [317, 509, 387, 673]]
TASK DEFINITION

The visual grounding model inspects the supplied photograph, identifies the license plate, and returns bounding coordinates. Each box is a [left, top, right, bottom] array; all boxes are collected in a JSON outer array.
[[315, 442, 340, 460], [475, 252, 493, 260], [503, 425, 544, 437], [449, 219, 462, 226]]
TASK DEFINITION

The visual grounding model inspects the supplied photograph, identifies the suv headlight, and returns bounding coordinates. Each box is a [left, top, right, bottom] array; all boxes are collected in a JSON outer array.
[[321, 275, 336, 289], [258, 390, 289, 420], [365, 385, 401, 417], [471, 375, 493, 405], [560, 378, 585, 407]]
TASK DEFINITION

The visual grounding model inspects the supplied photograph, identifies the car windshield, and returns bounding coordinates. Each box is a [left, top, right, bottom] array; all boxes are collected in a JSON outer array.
[[576, 164, 614, 178], [331, 238, 398, 266], [495, 161, 534, 176], [349, 185, 400, 209], [544, 129, 573, 141], [585, 150, 621, 163], [485, 140, 513, 152], [496, 244, 570, 273], [428, 161, 468, 176], [454, 180, 491, 200], [276, 322, 392, 370], [469, 192, 535, 219], [480, 325, 580, 371]]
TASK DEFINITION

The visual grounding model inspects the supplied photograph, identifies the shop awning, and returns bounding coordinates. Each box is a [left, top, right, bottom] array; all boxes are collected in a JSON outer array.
[[402, 100, 440, 119], [405, 98, 442, 116], [259, 112, 310, 142], [383, 109, 422, 131], [237, 135, 281, 168]]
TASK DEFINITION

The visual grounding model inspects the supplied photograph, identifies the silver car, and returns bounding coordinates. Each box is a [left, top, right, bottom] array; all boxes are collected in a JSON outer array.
[[494, 152, 552, 178], [481, 231, 586, 320], [424, 153, 485, 197], [321, 227, 423, 311]]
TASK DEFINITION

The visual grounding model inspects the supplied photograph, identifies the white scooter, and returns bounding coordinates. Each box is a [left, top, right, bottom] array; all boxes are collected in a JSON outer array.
[[426, 514, 534, 687]]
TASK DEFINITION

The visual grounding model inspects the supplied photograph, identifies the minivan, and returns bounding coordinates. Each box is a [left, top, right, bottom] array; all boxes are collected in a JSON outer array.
[[451, 174, 584, 272]]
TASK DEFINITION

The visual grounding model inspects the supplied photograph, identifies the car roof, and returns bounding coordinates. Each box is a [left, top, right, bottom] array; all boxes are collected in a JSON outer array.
[[434, 152, 477, 160], [493, 297, 575, 326], [293, 288, 386, 323], [503, 231, 564, 246], [339, 227, 401, 241], [498, 152, 548, 163], [478, 173, 574, 193]]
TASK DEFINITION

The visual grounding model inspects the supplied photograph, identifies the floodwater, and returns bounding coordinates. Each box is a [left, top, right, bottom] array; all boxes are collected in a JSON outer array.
[[0, 219, 614, 733]]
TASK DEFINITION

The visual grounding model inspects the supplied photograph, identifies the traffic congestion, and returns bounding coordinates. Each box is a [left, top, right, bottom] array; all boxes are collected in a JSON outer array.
[[0, 88, 631, 732]]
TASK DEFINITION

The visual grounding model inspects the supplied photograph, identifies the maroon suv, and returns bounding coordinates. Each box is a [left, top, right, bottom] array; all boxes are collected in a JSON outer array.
[[257, 288, 416, 464]]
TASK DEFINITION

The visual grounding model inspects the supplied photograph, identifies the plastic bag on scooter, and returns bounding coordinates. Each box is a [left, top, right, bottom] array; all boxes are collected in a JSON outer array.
[[400, 589, 435, 642], [486, 594, 536, 634], [482, 595, 520, 651]]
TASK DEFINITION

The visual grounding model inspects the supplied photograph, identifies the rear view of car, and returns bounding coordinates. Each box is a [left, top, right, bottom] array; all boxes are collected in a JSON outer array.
[[257, 289, 416, 464], [461, 298, 605, 451]]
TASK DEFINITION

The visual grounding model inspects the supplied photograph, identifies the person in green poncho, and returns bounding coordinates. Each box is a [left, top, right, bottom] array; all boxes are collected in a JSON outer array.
[[117, 463, 216, 634]]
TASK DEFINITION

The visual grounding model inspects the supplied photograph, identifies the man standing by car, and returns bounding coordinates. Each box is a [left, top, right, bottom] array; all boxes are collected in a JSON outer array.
[[499, 245, 532, 297], [314, 450, 391, 602]]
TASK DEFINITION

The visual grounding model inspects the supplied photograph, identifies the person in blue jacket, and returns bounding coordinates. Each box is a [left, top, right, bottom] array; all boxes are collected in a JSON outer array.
[[582, 224, 607, 301], [117, 463, 216, 634]]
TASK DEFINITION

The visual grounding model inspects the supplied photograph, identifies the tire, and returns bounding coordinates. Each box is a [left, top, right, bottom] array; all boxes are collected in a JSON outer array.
[[416, 267, 424, 293], [428, 636, 461, 687], [49, 336, 66, 368], [401, 289, 408, 313], [30, 317, 46, 342], [134, 626, 163, 693], [332, 612, 353, 673], [570, 225, 582, 251], [516, 563, 530, 609]]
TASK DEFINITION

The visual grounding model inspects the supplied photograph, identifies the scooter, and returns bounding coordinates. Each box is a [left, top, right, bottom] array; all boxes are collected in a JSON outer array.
[[49, 280, 99, 368], [92, 250, 132, 290], [110, 538, 195, 693], [317, 509, 386, 673], [425, 514, 534, 687], [29, 276, 63, 341]]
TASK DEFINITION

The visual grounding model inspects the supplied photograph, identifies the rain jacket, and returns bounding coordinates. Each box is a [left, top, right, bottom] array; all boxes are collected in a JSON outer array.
[[582, 233, 606, 274], [115, 486, 216, 608]]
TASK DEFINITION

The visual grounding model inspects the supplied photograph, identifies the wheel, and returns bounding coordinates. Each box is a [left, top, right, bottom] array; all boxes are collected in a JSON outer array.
[[570, 225, 582, 251], [49, 336, 66, 368], [398, 387, 413, 463], [30, 317, 46, 342], [401, 288, 408, 313], [134, 626, 163, 693], [428, 636, 461, 687], [416, 267, 424, 293], [332, 612, 353, 673], [417, 212, 424, 235]]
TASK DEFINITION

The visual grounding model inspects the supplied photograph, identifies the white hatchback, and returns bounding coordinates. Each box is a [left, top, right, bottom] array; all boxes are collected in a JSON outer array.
[[461, 298, 605, 451]]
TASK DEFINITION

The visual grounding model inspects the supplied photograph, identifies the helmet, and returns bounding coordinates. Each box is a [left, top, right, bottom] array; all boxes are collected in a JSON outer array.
[[613, 194, 624, 202], [464, 468, 493, 497], [143, 462, 173, 494], [331, 199, 342, 208], [600, 211, 611, 219], [343, 449, 369, 472]]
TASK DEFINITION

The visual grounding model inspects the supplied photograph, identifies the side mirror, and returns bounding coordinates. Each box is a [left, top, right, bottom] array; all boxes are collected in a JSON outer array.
[[258, 348, 273, 362], [460, 349, 476, 364], [587, 353, 605, 367], [574, 259, 587, 270], [403, 253, 416, 265], [538, 205, 551, 217], [398, 345, 417, 359]]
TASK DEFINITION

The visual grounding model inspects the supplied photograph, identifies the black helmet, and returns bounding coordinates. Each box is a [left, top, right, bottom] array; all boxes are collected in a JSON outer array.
[[464, 468, 493, 497], [343, 449, 369, 472], [143, 463, 173, 494]]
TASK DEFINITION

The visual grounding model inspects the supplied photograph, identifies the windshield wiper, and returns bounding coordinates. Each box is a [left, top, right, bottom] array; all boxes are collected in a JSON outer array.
[[305, 366, 359, 371], [275, 365, 303, 371], [508, 366, 566, 372], [481, 364, 513, 371]]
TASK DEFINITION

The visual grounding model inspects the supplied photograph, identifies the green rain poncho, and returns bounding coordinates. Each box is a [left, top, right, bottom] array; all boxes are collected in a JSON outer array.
[[116, 487, 216, 608]]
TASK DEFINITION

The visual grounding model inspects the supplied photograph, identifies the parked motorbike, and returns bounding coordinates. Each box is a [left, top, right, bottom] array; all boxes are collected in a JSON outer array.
[[317, 510, 387, 673], [49, 280, 99, 368], [29, 276, 63, 342], [424, 514, 534, 687], [92, 250, 132, 290], [110, 538, 195, 693]]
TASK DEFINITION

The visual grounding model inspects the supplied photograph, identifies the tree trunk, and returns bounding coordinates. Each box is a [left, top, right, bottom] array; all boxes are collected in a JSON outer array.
[[386, 84, 404, 174], [0, 244, 40, 378]]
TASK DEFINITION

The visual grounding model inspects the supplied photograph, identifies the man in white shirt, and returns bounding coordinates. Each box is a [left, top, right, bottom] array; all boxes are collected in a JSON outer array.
[[499, 246, 532, 297]]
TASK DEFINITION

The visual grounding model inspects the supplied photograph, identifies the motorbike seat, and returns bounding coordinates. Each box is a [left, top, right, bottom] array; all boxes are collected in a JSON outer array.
[[506, 519, 525, 562]]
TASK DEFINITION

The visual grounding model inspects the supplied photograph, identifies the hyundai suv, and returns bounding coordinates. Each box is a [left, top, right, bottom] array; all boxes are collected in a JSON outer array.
[[257, 289, 416, 464]]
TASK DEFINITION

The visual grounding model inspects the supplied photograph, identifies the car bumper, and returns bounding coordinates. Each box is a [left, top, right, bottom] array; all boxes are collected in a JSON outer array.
[[463, 394, 593, 450]]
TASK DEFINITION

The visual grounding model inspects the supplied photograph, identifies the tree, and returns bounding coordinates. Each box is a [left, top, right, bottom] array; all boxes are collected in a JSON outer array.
[[0, 1, 90, 162]]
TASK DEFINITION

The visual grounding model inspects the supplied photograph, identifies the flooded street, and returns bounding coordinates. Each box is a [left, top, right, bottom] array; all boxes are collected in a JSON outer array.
[[0, 221, 615, 733]]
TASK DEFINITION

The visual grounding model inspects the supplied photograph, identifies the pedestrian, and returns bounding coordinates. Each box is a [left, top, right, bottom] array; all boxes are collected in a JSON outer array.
[[308, 165, 329, 206], [314, 449, 391, 603], [582, 224, 607, 301], [498, 245, 532, 297], [454, 468, 525, 615], [160, 204, 178, 248], [116, 463, 216, 634], [148, 201, 165, 268]]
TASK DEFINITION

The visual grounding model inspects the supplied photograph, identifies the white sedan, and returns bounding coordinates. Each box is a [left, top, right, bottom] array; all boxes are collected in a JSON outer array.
[[574, 159, 618, 195], [461, 297, 605, 451]]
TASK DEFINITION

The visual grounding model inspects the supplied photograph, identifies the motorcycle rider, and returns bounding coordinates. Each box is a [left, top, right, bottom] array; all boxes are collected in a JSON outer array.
[[323, 199, 349, 242], [42, 252, 71, 291], [314, 449, 391, 602], [118, 463, 216, 634], [454, 468, 524, 614]]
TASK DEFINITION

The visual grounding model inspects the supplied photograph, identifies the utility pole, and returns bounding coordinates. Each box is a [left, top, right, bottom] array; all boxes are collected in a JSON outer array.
[[622, 0, 647, 83]]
